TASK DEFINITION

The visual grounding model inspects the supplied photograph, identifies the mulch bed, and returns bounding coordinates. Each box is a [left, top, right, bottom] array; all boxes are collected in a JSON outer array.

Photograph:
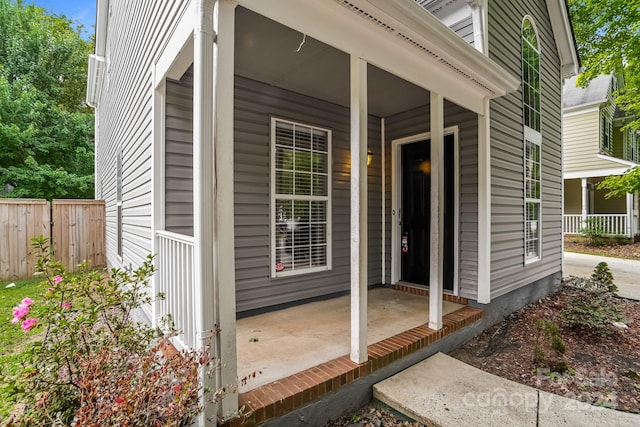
[[564, 237, 640, 260], [326, 241, 640, 425], [450, 285, 640, 413]]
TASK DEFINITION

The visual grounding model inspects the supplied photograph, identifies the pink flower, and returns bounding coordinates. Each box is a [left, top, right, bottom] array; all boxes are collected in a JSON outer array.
[[12, 303, 29, 321], [21, 317, 37, 332], [21, 297, 34, 306], [53, 275, 63, 285], [61, 301, 72, 310]]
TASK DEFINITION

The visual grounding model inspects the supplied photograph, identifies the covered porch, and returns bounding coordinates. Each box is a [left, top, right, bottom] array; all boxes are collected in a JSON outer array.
[[563, 176, 639, 238], [150, 0, 518, 422]]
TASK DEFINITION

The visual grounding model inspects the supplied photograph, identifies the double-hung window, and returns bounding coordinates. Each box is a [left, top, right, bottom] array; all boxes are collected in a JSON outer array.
[[522, 17, 541, 262], [271, 118, 331, 277]]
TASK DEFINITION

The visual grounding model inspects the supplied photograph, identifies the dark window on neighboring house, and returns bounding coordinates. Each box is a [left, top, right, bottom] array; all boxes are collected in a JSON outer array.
[[601, 114, 612, 153]]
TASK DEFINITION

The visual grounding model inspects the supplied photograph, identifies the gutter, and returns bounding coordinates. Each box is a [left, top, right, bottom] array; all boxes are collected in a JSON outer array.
[[86, 0, 109, 107]]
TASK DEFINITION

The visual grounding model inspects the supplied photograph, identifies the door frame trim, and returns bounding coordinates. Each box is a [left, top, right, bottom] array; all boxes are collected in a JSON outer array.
[[390, 127, 459, 295]]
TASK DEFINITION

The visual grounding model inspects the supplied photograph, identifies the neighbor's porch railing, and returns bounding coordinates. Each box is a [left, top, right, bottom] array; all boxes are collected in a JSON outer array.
[[563, 214, 630, 237], [156, 230, 197, 349]]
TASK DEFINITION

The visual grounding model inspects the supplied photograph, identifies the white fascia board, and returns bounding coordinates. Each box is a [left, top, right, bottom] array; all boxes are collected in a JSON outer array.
[[564, 167, 632, 180], [364, 0, 519, 95], [597, 154, 638, 168], [563, 105, 600, 118], [237, 0, 518, 114], [545, 0, 579, 78]]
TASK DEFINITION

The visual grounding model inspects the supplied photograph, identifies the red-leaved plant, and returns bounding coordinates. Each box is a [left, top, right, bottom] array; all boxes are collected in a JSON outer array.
[[4, 236, 209, 426]]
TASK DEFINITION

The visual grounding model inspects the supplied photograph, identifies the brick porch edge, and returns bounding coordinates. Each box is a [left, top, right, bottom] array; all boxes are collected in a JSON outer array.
[[221, 304, 483, 426]]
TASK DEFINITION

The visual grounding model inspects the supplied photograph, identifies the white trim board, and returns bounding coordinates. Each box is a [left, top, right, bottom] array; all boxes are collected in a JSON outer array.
[[390, 127, 460, 296]]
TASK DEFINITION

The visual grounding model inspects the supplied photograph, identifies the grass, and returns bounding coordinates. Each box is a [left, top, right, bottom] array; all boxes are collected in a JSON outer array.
[[0, 277, 47, 420]]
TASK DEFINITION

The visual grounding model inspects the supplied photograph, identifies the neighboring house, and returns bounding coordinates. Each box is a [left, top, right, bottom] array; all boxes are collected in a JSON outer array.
[[87, 0, 578, 424], [563, 74, 640, 238]]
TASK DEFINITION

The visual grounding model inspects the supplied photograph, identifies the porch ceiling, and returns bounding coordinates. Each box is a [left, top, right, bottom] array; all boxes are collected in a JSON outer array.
[[235, 7, 430, 117]]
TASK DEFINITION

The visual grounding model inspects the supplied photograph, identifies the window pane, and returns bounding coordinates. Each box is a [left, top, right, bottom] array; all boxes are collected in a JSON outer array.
[[276, 122, 294, 146], [276, 170, 294, 195], [273, 119, 330, 275], [295, 125, 312, 150]]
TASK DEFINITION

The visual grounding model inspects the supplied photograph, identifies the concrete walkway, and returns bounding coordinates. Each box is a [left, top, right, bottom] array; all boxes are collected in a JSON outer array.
[[564, 252, 640, 301], [374, 353, 640, 427]]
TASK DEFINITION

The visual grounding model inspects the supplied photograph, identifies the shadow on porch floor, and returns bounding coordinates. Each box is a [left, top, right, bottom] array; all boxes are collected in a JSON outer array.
[[223, 286, 483, 426]]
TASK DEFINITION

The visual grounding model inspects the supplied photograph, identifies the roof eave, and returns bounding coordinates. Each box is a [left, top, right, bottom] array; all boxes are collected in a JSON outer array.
[[546, 0, 580, 78]]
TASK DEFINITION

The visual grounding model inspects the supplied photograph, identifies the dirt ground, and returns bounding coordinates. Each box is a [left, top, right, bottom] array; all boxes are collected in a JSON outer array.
[[326, 243, 640, 426]]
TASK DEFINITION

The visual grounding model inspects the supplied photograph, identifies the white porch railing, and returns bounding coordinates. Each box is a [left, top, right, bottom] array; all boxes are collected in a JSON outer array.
[[563, 214, 629, 237], [156, 230, 197, 349]]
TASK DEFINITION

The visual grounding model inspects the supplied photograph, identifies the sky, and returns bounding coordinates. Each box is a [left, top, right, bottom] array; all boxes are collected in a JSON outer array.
[[30, 0, 96, 39]]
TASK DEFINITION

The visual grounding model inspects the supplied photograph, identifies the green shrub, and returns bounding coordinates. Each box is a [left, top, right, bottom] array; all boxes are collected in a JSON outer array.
[[580, 217, 606, 246], [591, 262, 617, 293], [534, 319, 568, 372]]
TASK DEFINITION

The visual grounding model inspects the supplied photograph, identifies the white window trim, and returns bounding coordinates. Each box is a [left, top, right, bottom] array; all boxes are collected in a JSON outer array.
[[522, 16, 542, 264], [270, 117, 333, 278], [524, 134, 542, 264]]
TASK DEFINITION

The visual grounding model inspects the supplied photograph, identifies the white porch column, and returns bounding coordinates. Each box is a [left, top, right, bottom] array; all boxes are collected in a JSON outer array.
[[429, 92, 444, 330], [477, 98, 491, 304], [193, 0, 217, 423], [213, 0, 238, 420], [194, 0, 238, 423], [581, 178, 588, 229], [626, 192, 633, 237], [350, 55, 368, 364]]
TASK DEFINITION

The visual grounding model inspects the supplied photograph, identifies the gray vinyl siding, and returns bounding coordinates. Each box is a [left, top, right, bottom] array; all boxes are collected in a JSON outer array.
[[450, 16, 475, 46], [383, 102, 479, 299], [95, 1, 189, 270], [234, 76, 382, 313], [165, 70, 193, 236], [488, 0, 563, 298]]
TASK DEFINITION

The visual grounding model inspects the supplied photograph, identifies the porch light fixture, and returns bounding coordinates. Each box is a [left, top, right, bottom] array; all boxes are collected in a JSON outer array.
[[367, 147, 373, 166]]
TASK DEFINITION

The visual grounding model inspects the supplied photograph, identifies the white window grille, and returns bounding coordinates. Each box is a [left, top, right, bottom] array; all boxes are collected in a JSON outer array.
[[270, 118, 332, 277], [522, 17, 542, 262]]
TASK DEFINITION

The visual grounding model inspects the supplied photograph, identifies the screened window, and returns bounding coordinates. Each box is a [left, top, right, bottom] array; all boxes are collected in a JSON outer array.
[[271, 118, 331, 277], [522, 17, 541, 262]]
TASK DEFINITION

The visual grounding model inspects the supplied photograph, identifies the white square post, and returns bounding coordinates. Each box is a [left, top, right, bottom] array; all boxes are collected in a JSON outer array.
[[350, 55, 368, 364], [429, 92, 444, 330]]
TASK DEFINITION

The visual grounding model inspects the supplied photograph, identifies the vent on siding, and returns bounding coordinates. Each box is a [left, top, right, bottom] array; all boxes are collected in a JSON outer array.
[[334, 0, 496, 95]]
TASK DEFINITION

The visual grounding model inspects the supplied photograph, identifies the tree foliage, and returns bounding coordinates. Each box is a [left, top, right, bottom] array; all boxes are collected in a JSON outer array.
[[0, 0, 94, 200], [569, 0, 640, 130]]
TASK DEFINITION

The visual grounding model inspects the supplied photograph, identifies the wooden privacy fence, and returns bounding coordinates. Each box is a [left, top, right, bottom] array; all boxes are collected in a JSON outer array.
[[0, 199, 105, 281]]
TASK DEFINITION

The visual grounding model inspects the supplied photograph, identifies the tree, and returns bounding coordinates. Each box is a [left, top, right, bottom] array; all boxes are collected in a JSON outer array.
[[569, 0, 640, 198], [568, 0, 640, 131], [597, 165, 640, 198], [0, 0, 94, 200]]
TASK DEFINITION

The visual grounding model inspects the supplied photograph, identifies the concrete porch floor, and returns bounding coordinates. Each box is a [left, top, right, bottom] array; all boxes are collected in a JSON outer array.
[[236, 287, 463, 393], [222, 286, 484, 426]]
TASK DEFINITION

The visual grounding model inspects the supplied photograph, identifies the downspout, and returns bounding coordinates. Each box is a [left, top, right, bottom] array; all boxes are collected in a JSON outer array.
[[193, 0, 217, 424]]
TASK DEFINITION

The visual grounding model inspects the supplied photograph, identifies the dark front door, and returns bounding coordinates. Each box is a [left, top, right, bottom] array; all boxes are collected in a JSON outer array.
[[400, 135, 455, 291]]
